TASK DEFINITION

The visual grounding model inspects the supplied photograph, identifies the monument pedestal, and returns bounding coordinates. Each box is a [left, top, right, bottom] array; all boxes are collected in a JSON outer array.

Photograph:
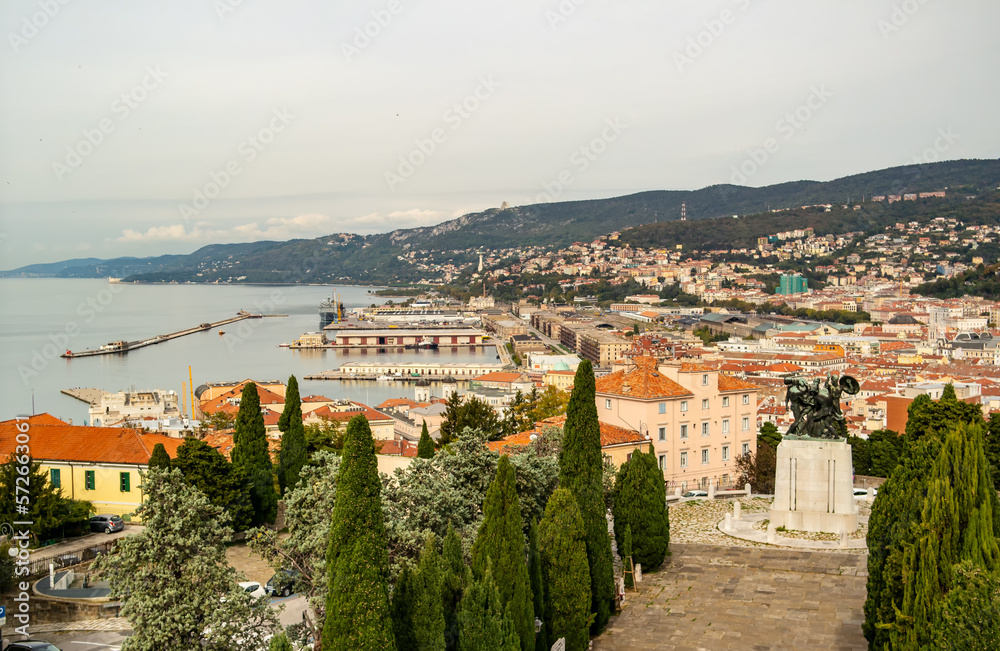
[[769, 439, 857, 535]]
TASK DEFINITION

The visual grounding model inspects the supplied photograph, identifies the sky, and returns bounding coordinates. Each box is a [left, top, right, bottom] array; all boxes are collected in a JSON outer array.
[[0, 0, 997, 269]]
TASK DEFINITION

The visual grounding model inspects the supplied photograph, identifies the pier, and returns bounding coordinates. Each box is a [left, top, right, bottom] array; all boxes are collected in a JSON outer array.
[[60, 311, 287, 358], [305, 360, 510, 381]]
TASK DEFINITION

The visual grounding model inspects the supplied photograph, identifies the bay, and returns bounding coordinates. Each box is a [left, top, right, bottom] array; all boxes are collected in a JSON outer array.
[[0, 279, 495, 424]]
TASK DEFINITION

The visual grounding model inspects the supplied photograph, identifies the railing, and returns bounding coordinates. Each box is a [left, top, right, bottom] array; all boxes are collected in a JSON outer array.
[[21, 539, 118, 578]]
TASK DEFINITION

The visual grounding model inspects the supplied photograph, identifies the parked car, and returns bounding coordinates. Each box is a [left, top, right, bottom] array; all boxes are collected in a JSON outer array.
[[682, 490, 709, 498], [265, 569, 300, 597], [854, 488, 878, 498], [4, 642, 63, 651], [89, 514, 125, 534], [239, 581, 267, 599]]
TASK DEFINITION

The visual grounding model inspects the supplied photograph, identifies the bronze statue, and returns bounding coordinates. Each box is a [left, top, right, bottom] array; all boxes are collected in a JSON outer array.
[[784, 372, 860, 440]]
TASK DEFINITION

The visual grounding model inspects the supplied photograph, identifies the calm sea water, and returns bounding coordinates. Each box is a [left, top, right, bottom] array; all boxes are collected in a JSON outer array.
[[0, 279, 495, 423]]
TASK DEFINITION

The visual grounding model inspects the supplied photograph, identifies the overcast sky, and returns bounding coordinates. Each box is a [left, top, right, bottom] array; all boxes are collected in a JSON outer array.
[[0, 0, 997, 269]]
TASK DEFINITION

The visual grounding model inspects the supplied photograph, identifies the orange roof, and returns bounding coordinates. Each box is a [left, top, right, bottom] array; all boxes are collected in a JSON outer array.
[[0, 415, 156, 465], [202, 432, 280, 462], [378, 398, 420, 409], [472, 372, 525, 384], [595, 356, 692, 399], [201, 382, 285, 414], [307, 405, 394, 423], [301, 395, 335, 403], [718, 376, 759, 392], [487, 431, 535, 453], [137, 433, 185, 458], [679, 362, 718, 372], [599, 421, 646, 447], [379, 439, 419, 457]]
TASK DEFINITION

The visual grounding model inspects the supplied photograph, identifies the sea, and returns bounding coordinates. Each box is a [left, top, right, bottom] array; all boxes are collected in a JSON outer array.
[[0, 279, 497, 424]]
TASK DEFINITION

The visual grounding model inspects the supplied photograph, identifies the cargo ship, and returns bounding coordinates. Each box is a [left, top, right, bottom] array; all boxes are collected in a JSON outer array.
[[319, 290, 347, 329]]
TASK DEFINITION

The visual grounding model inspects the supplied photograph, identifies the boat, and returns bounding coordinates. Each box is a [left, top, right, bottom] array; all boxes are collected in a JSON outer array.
[[219, 331, 225, 336], [404, 336, 438, 350], [376, 374, 394, 382], [319, 288, 347, 329]]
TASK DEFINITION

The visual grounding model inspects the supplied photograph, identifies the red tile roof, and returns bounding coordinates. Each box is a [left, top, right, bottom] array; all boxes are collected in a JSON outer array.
[[718, 376, 759, 392], [599, 422, 646, 447], [200, 383, 285, 414], [472, 372, 525, 384], [595, 356, 692, 399], [0, 414, 157, 465], [306, 405, 394, 423]]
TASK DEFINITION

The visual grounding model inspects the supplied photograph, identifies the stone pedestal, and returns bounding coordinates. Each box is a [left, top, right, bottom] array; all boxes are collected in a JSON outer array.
[[769, 439, 858, 535]]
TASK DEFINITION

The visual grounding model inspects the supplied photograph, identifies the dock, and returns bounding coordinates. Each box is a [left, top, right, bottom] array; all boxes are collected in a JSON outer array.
[[305, 360, 511, 381], [61, 388, 106, 404], [60, 311, 286, 358]]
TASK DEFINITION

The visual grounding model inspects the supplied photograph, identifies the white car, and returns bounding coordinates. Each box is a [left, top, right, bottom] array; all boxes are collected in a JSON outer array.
[[238, 581, 267, 599], [682, 490, 709, 498], [853, 488, 878, 498]]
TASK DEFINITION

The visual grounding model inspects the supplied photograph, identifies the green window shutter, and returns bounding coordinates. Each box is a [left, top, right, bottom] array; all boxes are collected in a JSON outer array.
[[85, 470, 95, 490], [50, 468, 61, 488], [120, 472, 130, 493]]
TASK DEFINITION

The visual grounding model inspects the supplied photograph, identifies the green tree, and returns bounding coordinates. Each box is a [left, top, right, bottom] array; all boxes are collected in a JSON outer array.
[[558, 359, 615, 633], [621, 525, 634, 589], [929, 561, 1000, 650], [413, 534, 447, 651], [538, 488, 592, 651], [232, 382, 278, 525], [304, 417, 344, 456], [322, 415, 396, 651], [277, 375, 308, 495], [267, 633, 293, 651], [848, 435, 871, 476], [471, 456, 535, 651], [148, 443, 171, 470], [247, 451, 340, 649], [528, 520, 548, 651], [441, 523, 465, 651], [418, 421, 436, 459], [457, 566, 520, 651], [734, 442, 777, 494], [904, 385, 982, 444], [985, 413, 1000, 490], [440, 393, 503, 443], [391, 563, 418, 651], [91, 468, 278, 650], [758, 422, 782, 449], [868, 429, 906, 478], [0, 540, 16, 593], [611, 444, 670, 571], [530, 386, 570, 422], [173, 438, 253, 531], [0, 455, 93, 542]]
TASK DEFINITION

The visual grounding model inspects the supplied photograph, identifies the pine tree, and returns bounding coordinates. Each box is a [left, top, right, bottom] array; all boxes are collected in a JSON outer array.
[[392, 564, 418, 651], [418, 421, 436, 459], [458, 566, 520, 651], [528, 520, 549, 651], [611, 444, 670, 571], [173, 437, 253, 531], [893, 423, 1000, 649], [412, 534, 447, 651], [277, 375, 307, 495], [538, 488, 592, 651], [558, 359, 615, 632], [322, 415, 397, 651], [471, 456, 535, 651], [441, 523, 465, 650], [148, 443, 171, 469], [232, 382, 278, 525]]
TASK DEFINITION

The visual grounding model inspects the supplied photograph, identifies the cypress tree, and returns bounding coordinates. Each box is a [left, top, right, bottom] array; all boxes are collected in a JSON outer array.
[[232, 382, 278, 525], [558, 359, 615, 632], [611, 444, 670, 571], [322, 415, 396, 651], [418, 421, 436, 459], [893, 423, 1000, 649], [392, 564, 418, 651], [622, 524, 634, 589], [148, 443, 171, 470], [471, 456, 535, 651], [528, 519, 549, 651], [458, 566, 520, 651], [442, 523, 464, 651], [538, 488, 592, 651], [277, 375, 307, 495], [413, 534, 447, 651]]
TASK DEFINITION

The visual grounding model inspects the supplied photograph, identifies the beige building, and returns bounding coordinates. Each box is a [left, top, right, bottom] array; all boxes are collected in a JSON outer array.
[[595, 357, 758, 491], [578, 329, 631, 368]]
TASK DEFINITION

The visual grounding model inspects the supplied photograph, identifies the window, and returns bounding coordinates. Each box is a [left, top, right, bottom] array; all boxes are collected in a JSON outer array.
[[722, 445, 730, 461], [702, 374, 709, 386], [658, 402, 666, 414], [701, 422, 709, 436], [702, 398, 709, 410], [722, 419, 730, 434], [742, 394, 750, 405], [658, 426, 666, 441], [85, 470, 95, 491], [626, 453, 633, 462], [680, 400, 688, 412], [680, 452, 688, 467], [50, 468, 61, 488], [742, 417, 750, 431], [701, 449, 709, 464], [605, 399, 611, 409], [722, 396, 730, 407], [742, 442, 751, 455], [120, 472, 130, 493], [658, 454, 666, 470], [680, 424, 688, 439]]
